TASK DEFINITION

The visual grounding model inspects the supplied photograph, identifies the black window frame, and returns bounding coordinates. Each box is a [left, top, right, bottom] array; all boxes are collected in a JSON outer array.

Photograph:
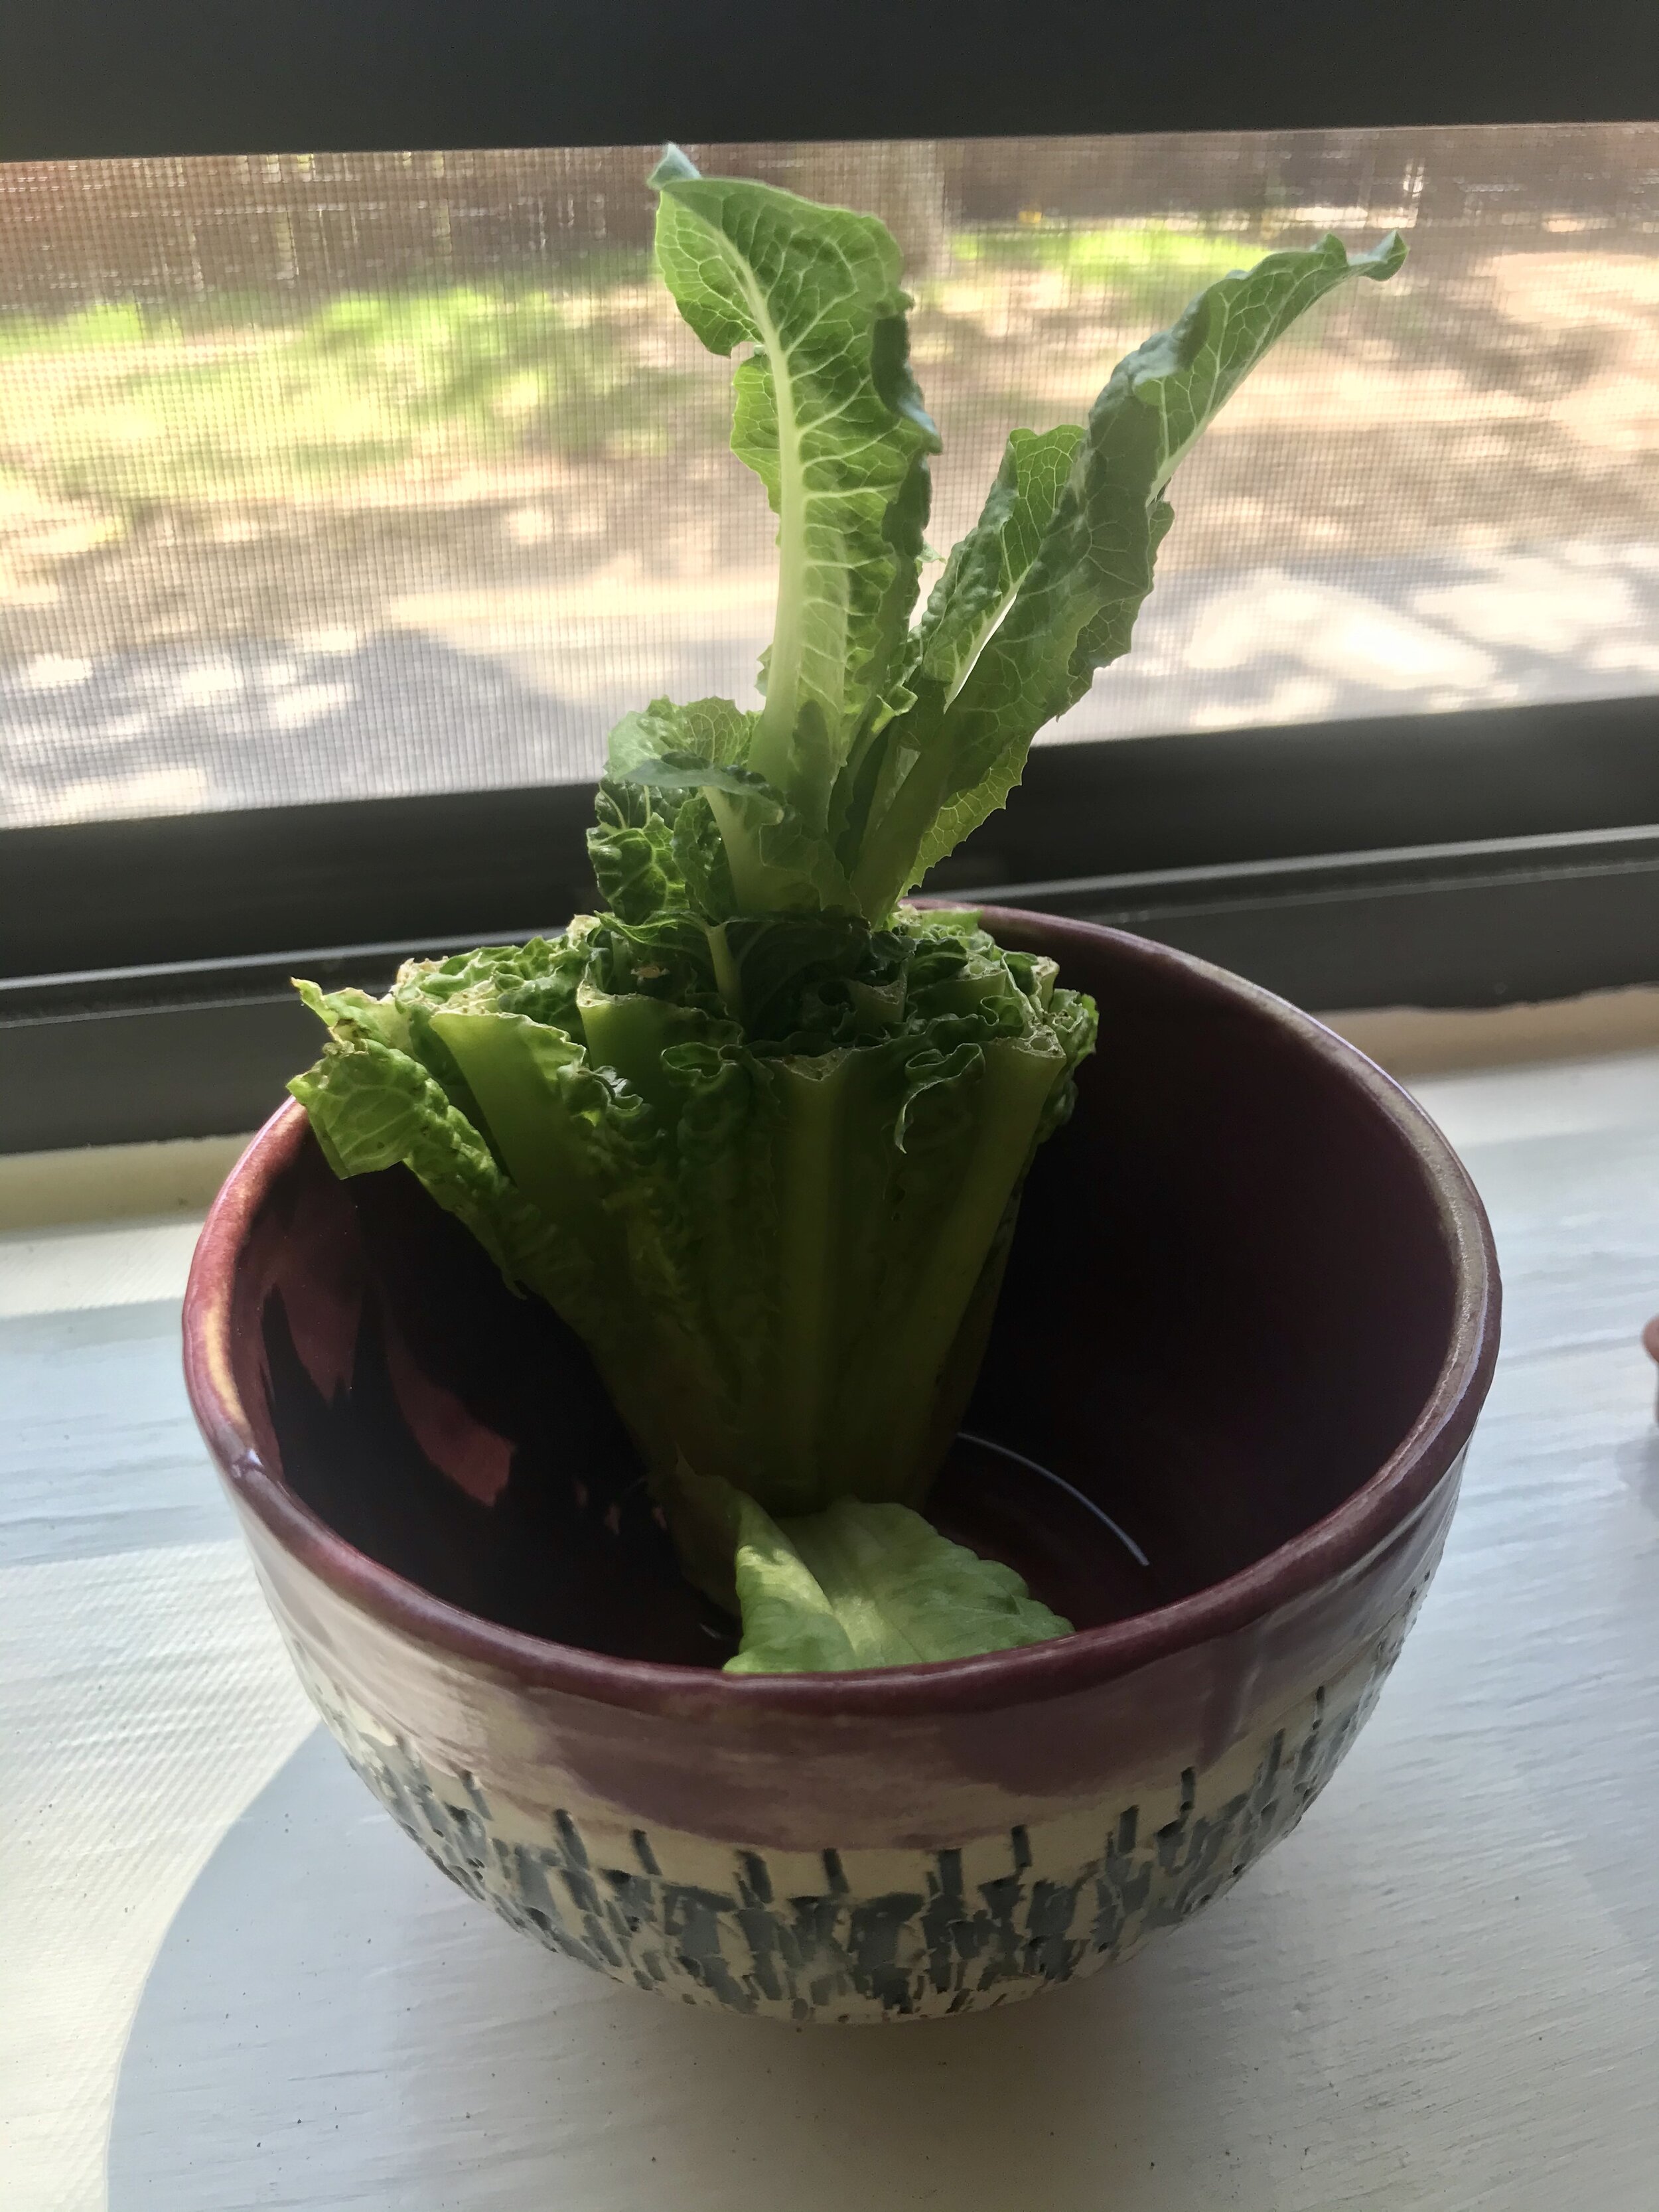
[[5, 1, 1659, 1149]]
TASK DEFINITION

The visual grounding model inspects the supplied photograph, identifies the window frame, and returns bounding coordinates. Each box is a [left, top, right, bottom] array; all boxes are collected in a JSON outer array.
[[5, 27, 1659, 1147], [7, 696, 1659, 1150]]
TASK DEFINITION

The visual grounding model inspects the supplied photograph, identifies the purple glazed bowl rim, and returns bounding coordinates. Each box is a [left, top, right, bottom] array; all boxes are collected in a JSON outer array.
[[182, 913, 1500, 1720]]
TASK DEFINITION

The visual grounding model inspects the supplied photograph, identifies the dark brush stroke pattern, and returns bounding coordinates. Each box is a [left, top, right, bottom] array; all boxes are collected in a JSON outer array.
[[286, 1572, 1429, 2022]]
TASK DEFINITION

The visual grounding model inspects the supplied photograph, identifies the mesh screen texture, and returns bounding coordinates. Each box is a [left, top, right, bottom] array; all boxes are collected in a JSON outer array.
[[3, 129, 1659, 828]]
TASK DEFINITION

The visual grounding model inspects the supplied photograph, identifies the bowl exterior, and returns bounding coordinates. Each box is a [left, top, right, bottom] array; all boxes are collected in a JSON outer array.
[[225, 1449, 1461, 2022]]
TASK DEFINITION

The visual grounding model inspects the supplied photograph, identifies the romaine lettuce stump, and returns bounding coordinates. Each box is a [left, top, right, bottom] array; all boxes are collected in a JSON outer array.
[[289, 151, 1405, 1674]]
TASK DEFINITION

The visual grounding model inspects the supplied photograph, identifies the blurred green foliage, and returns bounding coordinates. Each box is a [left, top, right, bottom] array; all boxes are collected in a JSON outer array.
[[0, 276, 695, 512], [0, 228, 1298, 518]]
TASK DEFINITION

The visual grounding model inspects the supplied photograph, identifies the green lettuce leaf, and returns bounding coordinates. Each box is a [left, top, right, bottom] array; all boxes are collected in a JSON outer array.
[[651, 147, 941, 833], [605, 692, 856, 918], [829, 425, 1082, 874], [606, 694, 754, 780], [850, 230, 1407, 915], [914, 423, 1086, 707], [721, 1492, 1072, 1672], [289, 983, 613, 1332], [587, 778, 685, 924]]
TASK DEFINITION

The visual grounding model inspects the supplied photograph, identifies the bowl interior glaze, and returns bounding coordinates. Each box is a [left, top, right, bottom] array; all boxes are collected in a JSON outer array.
[[226, 918, 1468, 1668]]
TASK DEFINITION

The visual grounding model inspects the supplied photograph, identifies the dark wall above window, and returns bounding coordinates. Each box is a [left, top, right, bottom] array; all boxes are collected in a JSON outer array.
[[6, 0, 1659, 161]]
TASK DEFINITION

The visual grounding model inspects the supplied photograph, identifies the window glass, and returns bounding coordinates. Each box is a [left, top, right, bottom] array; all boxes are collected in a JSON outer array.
[[4, 128, 1658, 828]]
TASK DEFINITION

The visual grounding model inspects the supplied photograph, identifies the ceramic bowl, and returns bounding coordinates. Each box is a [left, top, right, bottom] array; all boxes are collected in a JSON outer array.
[[183, 913, 1499, 2024]]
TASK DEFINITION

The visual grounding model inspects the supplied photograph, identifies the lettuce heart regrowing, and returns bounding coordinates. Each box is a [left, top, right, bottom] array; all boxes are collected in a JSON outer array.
[[291, 150, 1406, 1672]]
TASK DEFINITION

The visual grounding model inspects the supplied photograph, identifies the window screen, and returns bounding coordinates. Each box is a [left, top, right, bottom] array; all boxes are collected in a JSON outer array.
[[4, 127, 1658, 830]]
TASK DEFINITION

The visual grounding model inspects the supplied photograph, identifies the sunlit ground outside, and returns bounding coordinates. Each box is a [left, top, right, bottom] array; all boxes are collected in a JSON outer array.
[[4, 132, 1659, 828]]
